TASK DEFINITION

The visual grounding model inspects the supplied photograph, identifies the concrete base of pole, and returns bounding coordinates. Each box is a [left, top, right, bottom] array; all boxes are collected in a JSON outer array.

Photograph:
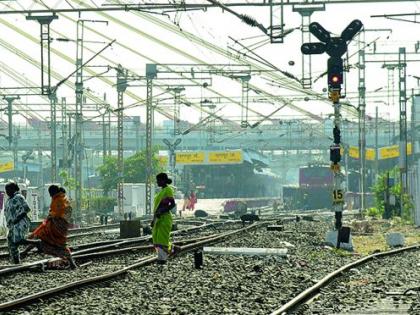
[[120, 220, 141, 238], [325, 230, 353, 251]]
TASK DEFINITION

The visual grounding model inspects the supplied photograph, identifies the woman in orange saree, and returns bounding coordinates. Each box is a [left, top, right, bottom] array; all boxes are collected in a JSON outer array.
[[22, 185, 77, 269]]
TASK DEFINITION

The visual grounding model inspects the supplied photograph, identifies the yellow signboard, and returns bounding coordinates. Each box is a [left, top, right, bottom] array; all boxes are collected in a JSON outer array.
[[366, 148, 376, 161], [348, 146, 360, 159], [208, 151, 243, 164], [379, 143, 412, 160], [379, 145, 399, 160], [346, 146, 375, 160], [176, 152, 205, 164], [0, 161, 14, 173]]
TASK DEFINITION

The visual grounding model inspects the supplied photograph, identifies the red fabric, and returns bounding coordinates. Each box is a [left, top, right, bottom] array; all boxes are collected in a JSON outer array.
[[187, 193, 197, 211], [31, 193, 71, 247]]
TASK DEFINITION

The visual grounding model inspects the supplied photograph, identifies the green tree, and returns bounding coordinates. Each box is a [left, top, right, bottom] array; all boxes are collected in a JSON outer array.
[[97, 149, 163, 193], [59, 170, 77, 190], [97, 156, 119, 194], [372, 166, 413, 222]]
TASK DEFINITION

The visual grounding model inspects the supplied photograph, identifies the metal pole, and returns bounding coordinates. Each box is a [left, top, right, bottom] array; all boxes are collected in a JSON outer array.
[[25, 15, 58, 95], [108, 110, 111, 156], [61, 97, 67, 174], [241, 76, 250, 128], [300, 11, 312, 89], [102, 112, 107, 163], [23, 159, 27, 184], [145, 64, 157, 215], [375, 106, 379, 179], [49, 92, 57, 182], [38, 128, 43, 187], [13, 128, 18, 181], [74, 20, 85, 223], [344, 144, 349, 192], [3, 96, 19, 178], [358, 48, 366, 215], [116, 65, 128, 218], [330, 90, 344, 232], [135, 117, 140, 151], [293, 5, 325, 89], [172, 88, 184, 136], [399, 47, 407, 217]]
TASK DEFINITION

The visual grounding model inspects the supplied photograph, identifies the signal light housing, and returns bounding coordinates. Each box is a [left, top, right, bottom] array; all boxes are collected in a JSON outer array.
[[328, 57, 343, 88], [330, 145, 341, 163]]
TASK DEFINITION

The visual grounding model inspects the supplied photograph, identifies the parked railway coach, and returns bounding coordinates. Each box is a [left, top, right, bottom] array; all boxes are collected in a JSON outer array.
[[283, 164, 333, 210]]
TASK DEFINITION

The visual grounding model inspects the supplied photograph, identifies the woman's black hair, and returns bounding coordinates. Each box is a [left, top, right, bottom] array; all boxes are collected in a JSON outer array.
[[48, 185, 60, 196], [5, 182, 19, 196], [156, 172, 172, 185], [59, 187, 66, 194]]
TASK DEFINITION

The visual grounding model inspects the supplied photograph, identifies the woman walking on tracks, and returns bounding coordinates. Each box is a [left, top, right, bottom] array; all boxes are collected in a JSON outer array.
[[4, 182, 39, 264], [23, 185, 77, 269], [151, 173, 177, 264]]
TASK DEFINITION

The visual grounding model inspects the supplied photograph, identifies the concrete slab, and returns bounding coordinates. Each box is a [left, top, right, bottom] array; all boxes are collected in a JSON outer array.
[[203, 247, 288, 257], [386, 233, 405, 247], [325, 230, 353, 251]]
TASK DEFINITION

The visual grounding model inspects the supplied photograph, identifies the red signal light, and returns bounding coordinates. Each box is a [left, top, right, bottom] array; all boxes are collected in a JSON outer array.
[[332, 75, 340, 83]]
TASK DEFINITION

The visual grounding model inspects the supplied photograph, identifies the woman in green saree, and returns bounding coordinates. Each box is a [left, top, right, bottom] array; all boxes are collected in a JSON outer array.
[[152, 173, 176, 264]]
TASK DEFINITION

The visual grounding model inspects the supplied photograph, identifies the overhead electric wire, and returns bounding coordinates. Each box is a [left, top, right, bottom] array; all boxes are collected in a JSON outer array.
[[0, 60, 46, 121], [54, 1, 246, 127], [105, 0, 321, 109], [27, 0, 237, 126], [113, 2, 358, 123], [91, 0, 329, 132], [0, 5, 110, 111]]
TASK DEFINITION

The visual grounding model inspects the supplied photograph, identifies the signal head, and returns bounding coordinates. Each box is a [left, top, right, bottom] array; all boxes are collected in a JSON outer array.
[[301, 42, 326, 55], [309, 22, 331, 43], [341, 19, 363, 42]]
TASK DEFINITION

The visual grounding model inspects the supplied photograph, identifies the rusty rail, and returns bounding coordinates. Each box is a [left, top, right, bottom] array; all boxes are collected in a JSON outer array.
[[270, 243, 420, 315]]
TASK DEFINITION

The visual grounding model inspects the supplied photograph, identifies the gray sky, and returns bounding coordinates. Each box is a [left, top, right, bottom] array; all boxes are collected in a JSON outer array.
[[0, 0, 419, 126]]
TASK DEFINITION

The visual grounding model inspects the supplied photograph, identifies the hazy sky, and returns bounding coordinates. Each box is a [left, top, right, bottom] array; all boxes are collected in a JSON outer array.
[[0, 0, 420, 126]]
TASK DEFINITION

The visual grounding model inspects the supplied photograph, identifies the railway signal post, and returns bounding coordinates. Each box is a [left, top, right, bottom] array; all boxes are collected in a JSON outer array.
[[302, 19, 363, 248]]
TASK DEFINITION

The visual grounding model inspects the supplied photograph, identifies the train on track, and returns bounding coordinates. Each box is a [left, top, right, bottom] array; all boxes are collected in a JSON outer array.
[[283, 164, 333, 210]]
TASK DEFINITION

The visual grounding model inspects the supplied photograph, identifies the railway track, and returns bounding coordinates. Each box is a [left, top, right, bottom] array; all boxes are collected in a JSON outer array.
[[1, 208, 412, 314], [0, 220, 261, 312], [271, 244, 420, 315], [0, 219, 234, 266], [0, 217, 219, 260], [1, 218, 353, 315]]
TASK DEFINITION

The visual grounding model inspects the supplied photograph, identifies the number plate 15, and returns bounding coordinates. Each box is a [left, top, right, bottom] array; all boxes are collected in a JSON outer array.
[[333, 189, 344, 203]]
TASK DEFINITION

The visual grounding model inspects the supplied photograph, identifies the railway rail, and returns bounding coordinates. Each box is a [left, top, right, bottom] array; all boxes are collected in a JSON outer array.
[[1, 218, 339, 314], [0, 221, 263, 312], [271, 244, 420, 315], [0, 219, 236, 270]]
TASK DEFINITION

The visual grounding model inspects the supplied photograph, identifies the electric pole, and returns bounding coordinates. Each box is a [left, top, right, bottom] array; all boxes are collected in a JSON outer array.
[[3, 96, 19, 179], [116, 65, 128, 218], [358, 47, 367, 216], [74, 19, 85, 222], [399, 47, 408, 216], [61, 97, 68, 175], [145, 64, 157, 215], [49, 91, 57, 182]]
